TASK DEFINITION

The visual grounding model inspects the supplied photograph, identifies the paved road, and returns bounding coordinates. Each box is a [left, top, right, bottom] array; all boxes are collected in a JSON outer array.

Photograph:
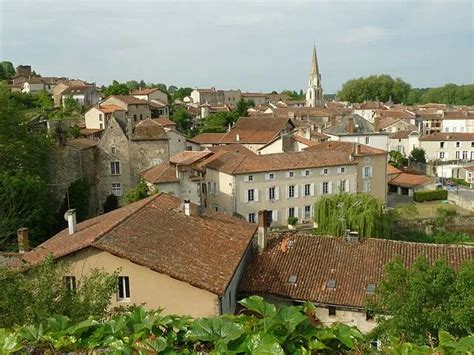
[[449, 186, 474, 201]]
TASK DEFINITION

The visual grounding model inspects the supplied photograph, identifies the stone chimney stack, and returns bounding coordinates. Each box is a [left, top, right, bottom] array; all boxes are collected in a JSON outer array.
[[374, 116, 381, 132], [305, 126, 311, 140], [184, 200, 191, 217], [257, 210, 269, 252], [65, 209, 78, 235], [17, 228, 30, 253], [347, 116, 354, 134]]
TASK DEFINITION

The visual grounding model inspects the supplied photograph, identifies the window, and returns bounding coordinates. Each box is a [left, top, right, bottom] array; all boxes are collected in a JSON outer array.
[[456, 142, 461, 148], [444, 127, 449, 132], [363, 166, 371, 178], [471, 142, 474, 148], [322, 182, 329, 194], [463, 151, 468, 160], [339, 180, 346, 192], [440, 142, 445, 149], [288, 185, 295, 198], [288, 171, 294, 178], [111, 183, 122, 196], [364, 181, 371, 193], [439, 151, 445, 159], [247, 175, 254, 182], [304, 170, 310, 176], [64, 276, 76, 292], [288, 207, 295, 218], [99, 123, 104, 129], [365, 136, 370, 145], [111, 147, 117, 155], [321, 168, 328, 175], [453, 127, 457, 132], [327, 279, 336, 289], [338, 166, 346, 174], [269, 173, 274, 180], [139, 114, 143, 120], [248, 213, 256, 223], [456, 151, 460, 159], [328, 306, 336, 317], [133, 114, 137, 122], [117, 276, 130, 300], [99, 113, 103, 121], [366, 310, 374, 321], [268, 187, 275, 200], [247, 189, 255, 202], [366, 283, 376, 294], [110, 161, 121, 175], [304, 184, 311, 196], [461, 127, 465, 132], [304, 205, 311, 219]]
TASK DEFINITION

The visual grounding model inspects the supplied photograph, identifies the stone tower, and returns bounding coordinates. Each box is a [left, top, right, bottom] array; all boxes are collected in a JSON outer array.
[[305, 46, 324, 107]]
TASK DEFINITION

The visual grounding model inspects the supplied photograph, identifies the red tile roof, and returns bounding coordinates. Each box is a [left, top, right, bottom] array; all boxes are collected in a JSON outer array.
[[389, 173, 434, 188], [23, 193, 257, 296], [419, 132, 474, 141], [132, 119, 168, 141], [292, 134, 319, 147], [387, 164, 402, 175], [464, 166, 474, 172], [154, 117, 176, 127], [99, 104, 125, 113], [170, 150, 213, 165], [110, 95, 149, 105], [141, 163, 179, 184], [304, 141, 387, 156], [66, 138, 97, 150], [192, 132, 226, 144], [131, 88, 163, 95], [388, 130, 416, 139], [240, 233, 474, 308]]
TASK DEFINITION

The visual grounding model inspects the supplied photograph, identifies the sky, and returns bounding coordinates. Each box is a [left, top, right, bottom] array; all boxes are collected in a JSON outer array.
[[1, 0, 473, 94]]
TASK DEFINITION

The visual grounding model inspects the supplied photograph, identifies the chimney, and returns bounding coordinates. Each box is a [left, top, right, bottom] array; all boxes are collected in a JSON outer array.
[[345, 230, 360, 245], [64, 209, 77, 235], [17, 228, 30, 253], [347, 116, 354, 134], [257, 210, 269, 252], [184, 200, 191, 216], [305, 126, 311, 140], [374, 117, 380, 132]]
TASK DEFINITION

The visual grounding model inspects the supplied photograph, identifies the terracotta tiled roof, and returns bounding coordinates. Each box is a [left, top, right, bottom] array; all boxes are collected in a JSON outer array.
[[375, 110, 415, 119], [141, 163, 179, 184], [304, 141, 387, 156], [388, 130, 416, 139], [387, 164, 402, 175], [110, 95, 149, 105], [239, 233, 474, 308], [354, 102, 385, 110], [418, 113, 443, 120], [80, 128, 103, 135], [324, 114, 383, 135], [132, 119, 168, 141], [131, 88, 163, 95], [192, 132, 226, 144], [154, 117, 176, 127], [204, 150, 356, 175], [66, 138, 97, 150], [23, 193, 257, 296], [207, 144, 256, 156], [389, 173, 434, 188], [419, 132, 474, 141], [61, 85, 93, 95], [99, 104, 125, 113], [464, 166, 474, 172], [219, 116, 294, 144], [292, 134, 319, 147], [170, 150, 212, 165], [443, 111, 468, 119]]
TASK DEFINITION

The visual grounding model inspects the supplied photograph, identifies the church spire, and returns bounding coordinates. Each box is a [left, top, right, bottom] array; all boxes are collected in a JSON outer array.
[[311, 45, 319, 75]]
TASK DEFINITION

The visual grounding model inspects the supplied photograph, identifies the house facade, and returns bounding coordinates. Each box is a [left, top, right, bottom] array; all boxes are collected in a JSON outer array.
[[419, 132, 474, 162]]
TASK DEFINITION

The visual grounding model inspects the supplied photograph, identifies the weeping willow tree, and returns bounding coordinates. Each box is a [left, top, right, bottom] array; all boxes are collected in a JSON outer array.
[[314, 193, 392, 238]]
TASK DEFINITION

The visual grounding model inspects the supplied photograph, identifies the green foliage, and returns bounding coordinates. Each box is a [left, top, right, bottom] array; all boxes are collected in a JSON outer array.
[[62, 95, 81, 115], [124, 181, 150, 204], [314, 193, 391, 238], [103, 194, 119, 213], [287, 216, 298, 226], [171, 107, 193, 134], [0, 257, 118, 328], [64, 179, 90, 222], [0, 61, 15, 80], [101, 80, 130, 96], [281, 89, 305, 100], [68, 124, 81, 138], [388, 150, 408, 168], [171, 87, 192, 101], [236, 98, 255, 116], [413, 189, 447, 202], [337, 75, 411, 103], [367, 257, 474, 346], [410, 147, 427, 163], [199, 111, 239, 133]]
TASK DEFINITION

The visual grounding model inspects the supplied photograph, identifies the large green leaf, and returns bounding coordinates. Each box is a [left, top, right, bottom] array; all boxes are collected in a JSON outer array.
[[277, 306, 307, 333], [246, 332, 284, 355], [186, 317, 244, 352], [239, 296, 276, 319], [0, 329, 22, 353]]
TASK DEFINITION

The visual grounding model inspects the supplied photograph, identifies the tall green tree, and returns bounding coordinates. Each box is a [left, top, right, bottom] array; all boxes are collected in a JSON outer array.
[[171, 87, 193, 101], [410, 147, 427, 163], [199, 111, 239, 133], [0, 61, 15, 79], [171, 107, 193, 134], [368, 257, 474, 346], [124, 181, 151, 204], [236, 99, 255, 117], [102, 80, 130, 96]]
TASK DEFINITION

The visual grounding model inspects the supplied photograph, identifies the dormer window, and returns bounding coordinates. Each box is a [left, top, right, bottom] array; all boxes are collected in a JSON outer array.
[[288, 275, 297, 284], [327, 279, 336, 289], [366, 283, 376, 294]]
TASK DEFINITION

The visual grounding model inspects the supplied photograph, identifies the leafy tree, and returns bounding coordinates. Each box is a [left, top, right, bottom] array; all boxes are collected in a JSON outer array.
[[0, 61, 15, 79], [171, 107, 193, 134], [236, 98, 255, 117], [410, 147, 426, 163], [68, 124, 81, 138], [54, 179, 90, 233], [314, 193, 391, 238], [389, 150, 408, 168], [124, 181, 150, 204], [0, 257, 118, 327], [367, 257, 474, 345], [0, 65, 6, 81], [35, 91, 53, 110], [171, 87, 193, 101], [103, 194, 119, 213], [280, 90, 305, 100], [102, 80, 130, 96], [199, 111, 239, 133], [62, 96, 81, 115]]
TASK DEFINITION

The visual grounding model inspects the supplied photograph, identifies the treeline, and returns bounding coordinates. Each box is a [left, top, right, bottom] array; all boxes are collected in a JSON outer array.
[[100, 80, 192, 102], [337, 74, 474, 105]]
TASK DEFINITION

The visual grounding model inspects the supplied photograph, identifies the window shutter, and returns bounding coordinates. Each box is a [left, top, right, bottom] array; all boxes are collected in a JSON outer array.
[[329, 182, 333, 194], [265, 173, 270, 181], [369, 167, 373, 177], [286, 185, 290, 198], [272, 210, 278, 223], [294, 184, 299, 198], [275, 187, 280, 200], [320, 169, 325, 176], [285, 172, 290, 178], [301, 170, 306, 177], [266, 187, 269, 201], [337, 167, 341, 174], [254, 189, 259, 202], [320, 183, 324, 195], [310, 183, 315, 196], [244, 175, 249, 182], [294, 207, 299, 218], [244, 190, 248, 203], [347, 179, 350, 192]]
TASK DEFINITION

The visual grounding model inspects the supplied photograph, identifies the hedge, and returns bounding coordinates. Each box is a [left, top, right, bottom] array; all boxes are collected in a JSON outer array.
[[414, 189, 448, 202]]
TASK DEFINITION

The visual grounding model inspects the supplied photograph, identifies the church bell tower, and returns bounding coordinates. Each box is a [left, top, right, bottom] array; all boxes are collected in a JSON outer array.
[[305, 46, 324, 107]]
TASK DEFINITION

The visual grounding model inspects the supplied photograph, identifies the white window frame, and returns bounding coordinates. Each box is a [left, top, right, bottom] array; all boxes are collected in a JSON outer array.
[[268, 187, 275, 200], [439, 151, 445, 159], [304, 184, 311, 196], [288, 185, 295, 198], [64, 276, 76, 292], [248, 213, 256, 223], [364, 180, 371, 193], [456, 151, 460, 159], [322, 182, 329, 194], [304, 205, 311, 219], [110, 161, 121, 175], [117, 276, 130, 301], [363, 166, 372, 178], [247, 189, 255, 202], [339, 180, 346, 192], [111, 183, 122, 197]]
